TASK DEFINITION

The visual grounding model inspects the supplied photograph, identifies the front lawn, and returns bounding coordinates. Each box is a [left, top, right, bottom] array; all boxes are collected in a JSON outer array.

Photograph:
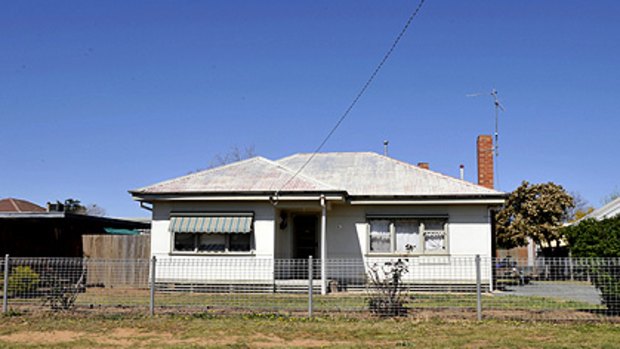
[[0, 313, 619, 348]]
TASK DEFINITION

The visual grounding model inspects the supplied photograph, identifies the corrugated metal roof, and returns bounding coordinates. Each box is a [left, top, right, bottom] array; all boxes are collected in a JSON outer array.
[[277, 152, 501, 196], [133, 152, 502, 197], [133, 157, 337, 194]]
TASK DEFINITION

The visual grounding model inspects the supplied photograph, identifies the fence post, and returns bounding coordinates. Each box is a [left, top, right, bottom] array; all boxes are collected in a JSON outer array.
[[2, 254, 8, 314], [149, 256, 156, 317], [475, 255, 482, 321], [308, 255, 313, 318]]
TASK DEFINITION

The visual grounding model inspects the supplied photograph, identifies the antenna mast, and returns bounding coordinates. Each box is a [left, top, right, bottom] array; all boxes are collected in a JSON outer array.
[[467, 89, 505, 156], [490, 89, 504, 157], [467, 88, 505, 186]]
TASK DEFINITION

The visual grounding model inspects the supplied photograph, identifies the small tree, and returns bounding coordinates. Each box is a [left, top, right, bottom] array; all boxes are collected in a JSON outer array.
[[601, 189, 620, 206], [63, 199, 87, 214], [566, 192, 594, 222], [495, 181, 574, 257], [189, 145, 257, 174], [366, 259, 410, 316]]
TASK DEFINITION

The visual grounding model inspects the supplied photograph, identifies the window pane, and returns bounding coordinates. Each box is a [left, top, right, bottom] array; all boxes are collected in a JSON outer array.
[[174, 233, 195, 251], [369, 220, 391, 252], [425, 220, 445, 231], [424, 233, 445, 251], [424, 219, 446, 252], [229, 234, 251, 252], [395, 220, 419, 252], [198, 234, 226, 252]]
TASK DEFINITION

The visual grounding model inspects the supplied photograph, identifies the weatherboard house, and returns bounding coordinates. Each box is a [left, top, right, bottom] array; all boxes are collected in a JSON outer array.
[[131, 136, 504, 293]]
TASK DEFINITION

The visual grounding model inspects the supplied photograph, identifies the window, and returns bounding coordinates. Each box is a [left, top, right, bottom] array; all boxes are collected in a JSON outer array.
[[368, 218, 447, 254], [169, 213, 254, 253], [174, 232, 252, 253]]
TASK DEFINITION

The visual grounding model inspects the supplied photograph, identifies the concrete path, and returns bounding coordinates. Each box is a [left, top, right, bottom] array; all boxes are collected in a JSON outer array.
[[496, 281, 602, 305]]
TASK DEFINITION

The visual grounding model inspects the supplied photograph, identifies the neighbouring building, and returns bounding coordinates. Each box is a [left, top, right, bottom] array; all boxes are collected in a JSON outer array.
[[0, 198, 150, 257]]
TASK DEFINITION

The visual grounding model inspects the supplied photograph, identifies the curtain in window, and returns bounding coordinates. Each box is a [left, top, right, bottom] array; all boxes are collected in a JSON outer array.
[[395, 221, 419, 252], [369, 220, 391, 252], [424, 232, 445, 251], [424, 220, 445, 252]]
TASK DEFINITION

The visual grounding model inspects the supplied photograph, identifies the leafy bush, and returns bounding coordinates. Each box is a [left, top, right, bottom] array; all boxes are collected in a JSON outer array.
[[565, 216, 620, 313], [366, 259, 410, 317], [7, 266, 40, 297]]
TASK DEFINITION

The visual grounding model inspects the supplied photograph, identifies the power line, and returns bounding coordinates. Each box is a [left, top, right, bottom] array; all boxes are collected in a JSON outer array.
[[273, 0, 427, 200]]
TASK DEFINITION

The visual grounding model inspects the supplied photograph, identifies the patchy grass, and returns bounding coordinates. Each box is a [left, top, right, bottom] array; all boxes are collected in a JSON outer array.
[[0, 313, 619, 348], [8, 288, 603, 312]]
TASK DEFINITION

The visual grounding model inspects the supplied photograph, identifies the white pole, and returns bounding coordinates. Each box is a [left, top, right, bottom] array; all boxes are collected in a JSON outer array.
[[320, 195, 327, 295]]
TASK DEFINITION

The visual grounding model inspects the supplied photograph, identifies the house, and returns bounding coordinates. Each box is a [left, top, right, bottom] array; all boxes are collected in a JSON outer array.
[[579, 197, 620, 221], [0, 198, 150, 257], [130, 136, 505, 293]]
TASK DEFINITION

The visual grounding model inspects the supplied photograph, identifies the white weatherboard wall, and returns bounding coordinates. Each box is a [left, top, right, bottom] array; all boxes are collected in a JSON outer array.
[[151, 201, 276, 282], [150, 200, 494, 284], [321, 204, 493, 283]]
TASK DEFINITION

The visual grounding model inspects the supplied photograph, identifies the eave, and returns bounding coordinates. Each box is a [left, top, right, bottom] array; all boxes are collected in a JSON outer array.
[[130, 190, 348, 203], [131, 191, 506, 206], [348, 194, 506, 206]]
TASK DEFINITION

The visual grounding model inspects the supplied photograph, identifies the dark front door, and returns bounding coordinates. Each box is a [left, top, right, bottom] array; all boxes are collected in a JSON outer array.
[[293, 215, 318, 259]]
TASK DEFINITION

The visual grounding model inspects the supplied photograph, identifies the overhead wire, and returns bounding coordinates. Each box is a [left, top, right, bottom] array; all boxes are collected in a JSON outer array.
[[272, 0, 427, 202]]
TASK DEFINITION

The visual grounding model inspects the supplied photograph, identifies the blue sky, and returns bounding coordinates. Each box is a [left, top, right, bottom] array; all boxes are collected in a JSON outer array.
[[2, 1, 619, 217]]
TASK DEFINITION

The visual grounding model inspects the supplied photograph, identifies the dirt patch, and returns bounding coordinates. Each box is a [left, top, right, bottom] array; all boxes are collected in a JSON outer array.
[[0, 330, 82, 344], [0, 328, 228, 348], [248, 333, 345, 348]]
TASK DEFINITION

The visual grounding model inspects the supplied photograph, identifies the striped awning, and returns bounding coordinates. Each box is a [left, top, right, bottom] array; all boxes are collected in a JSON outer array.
[[169, 214, 253, 234]]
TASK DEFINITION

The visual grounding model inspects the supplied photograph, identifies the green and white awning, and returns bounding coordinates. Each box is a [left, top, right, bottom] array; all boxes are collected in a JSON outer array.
[[169, 214, 253, 234]]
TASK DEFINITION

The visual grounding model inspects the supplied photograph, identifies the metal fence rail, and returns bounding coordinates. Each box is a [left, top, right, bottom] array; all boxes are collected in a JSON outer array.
[[2, 254, 619, 321]]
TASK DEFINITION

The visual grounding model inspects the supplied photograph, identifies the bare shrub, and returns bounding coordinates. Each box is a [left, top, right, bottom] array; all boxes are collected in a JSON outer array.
[[366, 259, 410, 316]]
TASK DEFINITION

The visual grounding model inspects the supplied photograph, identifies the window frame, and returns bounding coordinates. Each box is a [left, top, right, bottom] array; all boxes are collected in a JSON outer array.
[[168, 212, 255, 255], [366, 217, 449, 256], [172, 232, 254, 255]]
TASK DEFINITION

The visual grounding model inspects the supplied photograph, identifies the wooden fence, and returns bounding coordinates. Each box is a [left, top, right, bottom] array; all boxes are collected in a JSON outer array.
[[82, 234, 150, 287]]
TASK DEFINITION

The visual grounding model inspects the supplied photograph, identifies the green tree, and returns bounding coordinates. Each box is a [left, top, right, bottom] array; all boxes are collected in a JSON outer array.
[[565, 217, 620, 313], [565, 217, 620, 257], [495, 181, 574, 257], [63, 199, 87, 214]]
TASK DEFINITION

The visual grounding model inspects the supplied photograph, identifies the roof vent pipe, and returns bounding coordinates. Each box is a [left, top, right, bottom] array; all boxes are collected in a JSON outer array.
[[383, 140, 389, 156], [459, 164, 464, 180]]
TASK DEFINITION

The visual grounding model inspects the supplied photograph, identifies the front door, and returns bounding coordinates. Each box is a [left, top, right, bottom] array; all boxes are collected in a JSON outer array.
[[293, 215, 318, 259]]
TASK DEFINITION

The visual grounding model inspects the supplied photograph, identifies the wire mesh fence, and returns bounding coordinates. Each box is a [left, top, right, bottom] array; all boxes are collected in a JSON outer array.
[[1, 255, 619, 321]]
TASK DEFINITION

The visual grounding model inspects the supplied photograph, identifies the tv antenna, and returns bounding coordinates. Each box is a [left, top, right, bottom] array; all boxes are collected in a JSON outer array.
[[467, 88, 505, 157]]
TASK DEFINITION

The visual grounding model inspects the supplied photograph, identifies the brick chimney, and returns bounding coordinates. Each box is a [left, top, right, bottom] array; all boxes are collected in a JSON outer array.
[[477, 135, 494, 189], [417, 162, 429, 170]]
